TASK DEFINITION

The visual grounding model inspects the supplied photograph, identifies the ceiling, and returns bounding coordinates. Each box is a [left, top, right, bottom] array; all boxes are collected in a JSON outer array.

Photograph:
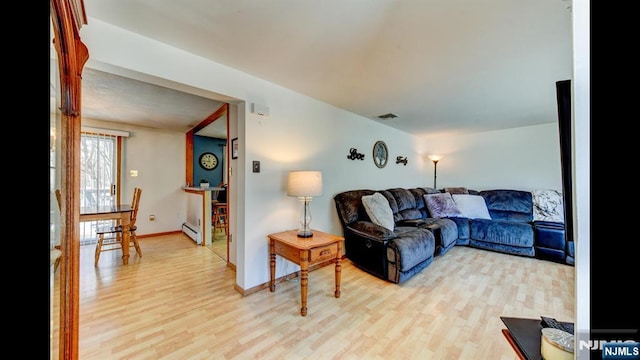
[[81, 67, 228, 137], [78, 0, 573, 138]]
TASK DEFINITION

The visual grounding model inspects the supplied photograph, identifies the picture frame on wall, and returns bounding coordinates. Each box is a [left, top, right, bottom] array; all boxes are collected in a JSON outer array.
[[231, 137, 238, 159]]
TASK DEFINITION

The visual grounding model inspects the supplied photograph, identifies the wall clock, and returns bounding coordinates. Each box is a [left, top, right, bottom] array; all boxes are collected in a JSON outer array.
[[373, 141, 388, 168], [199, 152, 219, 170]]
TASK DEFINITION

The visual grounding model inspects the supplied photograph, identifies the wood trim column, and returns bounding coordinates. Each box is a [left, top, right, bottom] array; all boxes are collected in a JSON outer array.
[[50, 0, 88, 359]]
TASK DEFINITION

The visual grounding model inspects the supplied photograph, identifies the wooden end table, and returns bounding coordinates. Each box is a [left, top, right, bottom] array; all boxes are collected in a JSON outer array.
[[268, 229, 344, 316]]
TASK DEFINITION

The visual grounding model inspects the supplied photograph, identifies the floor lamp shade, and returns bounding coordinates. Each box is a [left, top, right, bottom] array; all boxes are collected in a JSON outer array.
[[287, 171, 323, 237], [428, 155, 442, 189]]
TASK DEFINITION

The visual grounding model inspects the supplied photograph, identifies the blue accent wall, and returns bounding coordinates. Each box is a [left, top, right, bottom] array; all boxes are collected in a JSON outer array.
[[193, 136, 226, 186]]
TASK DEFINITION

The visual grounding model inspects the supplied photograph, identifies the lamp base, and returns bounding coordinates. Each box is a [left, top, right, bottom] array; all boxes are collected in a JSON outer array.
[[297, 230, 313, 238]]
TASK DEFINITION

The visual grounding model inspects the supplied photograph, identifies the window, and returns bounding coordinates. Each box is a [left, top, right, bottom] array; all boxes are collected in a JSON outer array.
[[79, 130, 123, 244]]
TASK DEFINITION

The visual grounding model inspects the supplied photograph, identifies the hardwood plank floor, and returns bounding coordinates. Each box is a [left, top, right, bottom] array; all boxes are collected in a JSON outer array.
[[51, 233, 574, 359]]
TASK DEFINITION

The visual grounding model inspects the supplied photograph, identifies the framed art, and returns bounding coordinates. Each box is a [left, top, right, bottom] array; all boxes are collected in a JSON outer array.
[[231, 137, 238, 159], [373, 140, 388, 168]]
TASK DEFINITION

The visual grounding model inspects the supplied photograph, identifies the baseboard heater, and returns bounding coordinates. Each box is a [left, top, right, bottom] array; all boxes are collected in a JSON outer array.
[[182, 222, 202, 245]]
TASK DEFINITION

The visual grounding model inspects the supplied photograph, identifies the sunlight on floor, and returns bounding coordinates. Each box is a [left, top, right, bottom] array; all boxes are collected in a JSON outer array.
[[208, 227, 227, 261]]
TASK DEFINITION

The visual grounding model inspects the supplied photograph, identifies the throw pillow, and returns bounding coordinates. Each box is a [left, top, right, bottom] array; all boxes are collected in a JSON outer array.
[[444, 187, 469, 195], [452, 194, 491, 219], [424, 193, 463, 218], [362, 192, 395, 231], [532, 189, 564, 222]]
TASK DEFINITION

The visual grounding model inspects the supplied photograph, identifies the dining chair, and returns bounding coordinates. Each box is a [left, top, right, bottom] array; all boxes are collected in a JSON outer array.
[[212, 183, 228, 237], [51, 189, 63, 273], [94, 187, 143, 266]]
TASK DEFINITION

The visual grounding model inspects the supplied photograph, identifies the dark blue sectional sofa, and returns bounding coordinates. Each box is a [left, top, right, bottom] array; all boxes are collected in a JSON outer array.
[[333, 187, 570, 284]]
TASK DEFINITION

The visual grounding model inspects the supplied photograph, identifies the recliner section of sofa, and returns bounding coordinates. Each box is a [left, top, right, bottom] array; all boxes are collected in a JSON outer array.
[[384, 188, 458, 256], [334, 188, 453, 284]]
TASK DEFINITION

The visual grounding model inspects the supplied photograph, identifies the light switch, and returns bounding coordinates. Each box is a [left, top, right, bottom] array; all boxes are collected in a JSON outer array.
[[253, 161, 260, 173]]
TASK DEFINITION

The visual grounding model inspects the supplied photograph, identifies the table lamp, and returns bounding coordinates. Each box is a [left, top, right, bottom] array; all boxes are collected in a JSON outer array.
[[287, 171, 323, 238]]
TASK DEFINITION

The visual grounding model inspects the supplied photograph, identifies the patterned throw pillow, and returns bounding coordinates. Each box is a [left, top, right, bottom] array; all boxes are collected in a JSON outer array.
[[424, 193, 463, 218], [362, 192, 395, 231], [532, 189, 564, 222]]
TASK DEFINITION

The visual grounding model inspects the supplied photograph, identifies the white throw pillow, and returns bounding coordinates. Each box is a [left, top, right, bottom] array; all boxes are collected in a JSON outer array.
[[452, 194, 491, 219], [362, 192, 395, 231]]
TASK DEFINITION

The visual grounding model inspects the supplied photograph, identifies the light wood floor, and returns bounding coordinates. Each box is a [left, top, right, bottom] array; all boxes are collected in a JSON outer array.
[[50, 233, 574, 359], [209, 228, 228, 262]]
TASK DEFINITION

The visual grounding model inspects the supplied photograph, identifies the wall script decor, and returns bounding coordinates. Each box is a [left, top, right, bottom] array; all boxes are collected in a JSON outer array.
[[347, 148, 365, 160], [396, 156, 408, 166]]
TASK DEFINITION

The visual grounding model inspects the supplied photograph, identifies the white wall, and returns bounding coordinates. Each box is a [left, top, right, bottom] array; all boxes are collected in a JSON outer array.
[[424, 123, 562, 192], [81, 118, 187, 236], [79, 18, 565, 292]]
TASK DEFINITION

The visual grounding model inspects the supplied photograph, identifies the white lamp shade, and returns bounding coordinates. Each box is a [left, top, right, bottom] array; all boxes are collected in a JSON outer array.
[[287, 171, 323, 197]]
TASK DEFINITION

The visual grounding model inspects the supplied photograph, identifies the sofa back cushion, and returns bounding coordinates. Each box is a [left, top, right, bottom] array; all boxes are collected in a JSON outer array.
[[479, 189, 533, 222], [383, 188, 424, 222], [333, 189, 376, 226], [444, 187, 469, 195]]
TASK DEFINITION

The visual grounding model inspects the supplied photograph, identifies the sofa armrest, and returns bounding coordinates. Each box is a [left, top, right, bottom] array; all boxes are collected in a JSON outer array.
[[347, 221, 396, 241]]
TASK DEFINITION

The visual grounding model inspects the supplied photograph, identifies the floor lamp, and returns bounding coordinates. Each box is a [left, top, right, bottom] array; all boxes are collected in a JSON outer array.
[[428, 155, 442, 189]]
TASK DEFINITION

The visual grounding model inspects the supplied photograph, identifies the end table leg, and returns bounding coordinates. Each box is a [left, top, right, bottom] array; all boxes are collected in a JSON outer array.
[[269, 239, 276, 292], [335, 241, 342, 298], [300, 252, 309, 316]]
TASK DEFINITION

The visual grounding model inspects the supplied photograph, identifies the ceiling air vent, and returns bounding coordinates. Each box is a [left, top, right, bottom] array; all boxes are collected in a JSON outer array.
[[377, 113, 398, 119]]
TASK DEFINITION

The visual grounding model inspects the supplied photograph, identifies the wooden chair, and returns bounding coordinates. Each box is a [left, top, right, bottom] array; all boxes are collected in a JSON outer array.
[[51, 189, 63, 273], [212, 183, 228, 236], [94, 188, 143, 266], [212, 202, 228, 235]]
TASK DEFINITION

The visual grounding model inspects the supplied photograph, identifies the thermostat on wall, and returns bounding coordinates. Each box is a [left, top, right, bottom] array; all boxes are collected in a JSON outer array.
[[251, 103, 270, 117]]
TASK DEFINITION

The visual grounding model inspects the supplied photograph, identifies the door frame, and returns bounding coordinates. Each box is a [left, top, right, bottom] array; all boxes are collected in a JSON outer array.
[[186, 103, 231, 262]]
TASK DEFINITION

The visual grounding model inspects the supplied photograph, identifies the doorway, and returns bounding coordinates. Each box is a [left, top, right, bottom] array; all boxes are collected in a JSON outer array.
[[189, 104, 230, 263], [79, 131, 119, 245]]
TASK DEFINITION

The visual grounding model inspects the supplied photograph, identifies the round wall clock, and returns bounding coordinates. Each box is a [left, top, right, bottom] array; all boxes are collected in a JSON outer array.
[[199, 152, 219, 170], [373, 141, 388, 168]]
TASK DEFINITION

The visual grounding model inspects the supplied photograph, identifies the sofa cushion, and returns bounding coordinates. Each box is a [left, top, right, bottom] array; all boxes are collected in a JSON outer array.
[[444, 187, 469, 194], [452, 194, 491, 219], [470, 219, 534, 247], [532, 189, 564, 223], [385, 188, 423, 222], [479, 189, 533, 222], [333, 189, 376, 225], [362, 192, 395, 231], [424, 193, 463, 218]]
